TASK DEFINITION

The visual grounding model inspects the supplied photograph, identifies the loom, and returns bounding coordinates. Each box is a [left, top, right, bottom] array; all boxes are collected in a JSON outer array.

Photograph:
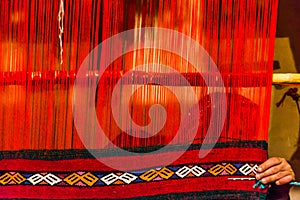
[[0, 0, 278, 199]]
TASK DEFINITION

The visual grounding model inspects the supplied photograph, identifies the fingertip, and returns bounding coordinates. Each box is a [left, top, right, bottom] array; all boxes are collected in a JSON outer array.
[[256, 174, 260, 180]]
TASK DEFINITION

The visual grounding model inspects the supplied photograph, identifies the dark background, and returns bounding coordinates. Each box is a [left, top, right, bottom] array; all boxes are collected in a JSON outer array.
[[277, 0, 300, 71]]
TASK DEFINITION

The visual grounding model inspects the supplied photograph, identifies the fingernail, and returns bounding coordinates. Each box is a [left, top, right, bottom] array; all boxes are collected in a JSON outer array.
[[261, 178, 266, 184], [258, 167, 262, 172]]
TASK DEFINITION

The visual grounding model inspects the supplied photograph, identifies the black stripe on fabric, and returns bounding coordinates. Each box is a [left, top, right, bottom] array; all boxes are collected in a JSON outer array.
[[2, 191, 267, 200], [0, 141, 267, 160], [126, 190, 267, 200]]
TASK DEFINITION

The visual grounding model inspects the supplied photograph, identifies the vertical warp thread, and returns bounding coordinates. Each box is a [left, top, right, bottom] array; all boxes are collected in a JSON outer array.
[[0, 0, 278, 150]]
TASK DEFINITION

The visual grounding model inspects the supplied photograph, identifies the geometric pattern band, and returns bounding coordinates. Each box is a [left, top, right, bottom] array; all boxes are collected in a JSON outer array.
[[0, 162, 259, 187]]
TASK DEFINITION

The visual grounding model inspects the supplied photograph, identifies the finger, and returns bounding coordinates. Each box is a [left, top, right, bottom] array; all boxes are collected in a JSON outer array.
[[275, 175, 295, 185], [256, 163, 282, 180], [262, 167, 295, 185], [257, 157, 283, 173], [261, 171, 290, 184]]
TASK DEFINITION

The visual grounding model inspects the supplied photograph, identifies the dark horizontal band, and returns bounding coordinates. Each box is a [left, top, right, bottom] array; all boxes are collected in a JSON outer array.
[[0, 141, 267, 160]]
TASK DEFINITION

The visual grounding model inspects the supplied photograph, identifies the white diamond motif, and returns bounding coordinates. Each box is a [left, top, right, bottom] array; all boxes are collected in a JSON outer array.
[[176, 166, 206, 178], [101, 173, 119, 185], [101, 172, 137, 185], [119, 172, 138, 184], [239, 164, 258, 176], [27, 173, 62, 185]]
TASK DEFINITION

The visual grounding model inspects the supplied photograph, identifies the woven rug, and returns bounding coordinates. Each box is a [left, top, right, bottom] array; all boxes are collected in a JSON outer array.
[[0, 0, 279, 199], [0, 141, 267, 199]]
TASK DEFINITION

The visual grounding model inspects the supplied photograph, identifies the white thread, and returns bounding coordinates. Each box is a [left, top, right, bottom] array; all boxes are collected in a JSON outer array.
[[228, 177, 256, 181], [58, 0, 64, 65]]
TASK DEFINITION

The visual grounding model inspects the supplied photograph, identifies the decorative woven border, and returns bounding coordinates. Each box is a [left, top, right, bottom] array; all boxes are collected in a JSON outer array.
[[0, 162, 259, 187]]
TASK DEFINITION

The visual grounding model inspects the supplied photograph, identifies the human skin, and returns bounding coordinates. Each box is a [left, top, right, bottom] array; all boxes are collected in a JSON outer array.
[[256, 157, 295, 185]]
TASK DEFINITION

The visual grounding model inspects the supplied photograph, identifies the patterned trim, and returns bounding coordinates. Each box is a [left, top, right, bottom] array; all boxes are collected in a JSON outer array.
[[0, 141, 267, 160], [0, 162, 259, 187]]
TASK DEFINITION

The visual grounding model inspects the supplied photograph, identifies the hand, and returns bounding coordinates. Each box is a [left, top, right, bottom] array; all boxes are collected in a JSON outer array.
[[256, 157, 295, 185]]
